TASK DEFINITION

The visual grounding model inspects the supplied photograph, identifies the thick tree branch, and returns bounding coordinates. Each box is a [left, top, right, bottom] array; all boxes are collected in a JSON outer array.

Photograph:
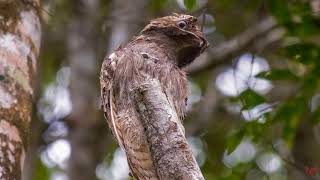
[[135, 78, 204, 180], [185, 16, 278, 74]]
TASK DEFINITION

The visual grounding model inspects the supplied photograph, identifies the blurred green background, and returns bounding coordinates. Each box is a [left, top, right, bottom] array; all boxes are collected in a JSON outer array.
[[25, 0, 320, 179]]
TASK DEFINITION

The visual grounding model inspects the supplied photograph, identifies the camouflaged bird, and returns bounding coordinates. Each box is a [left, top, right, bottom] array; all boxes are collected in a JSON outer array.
[[100, 14, 208, 180]]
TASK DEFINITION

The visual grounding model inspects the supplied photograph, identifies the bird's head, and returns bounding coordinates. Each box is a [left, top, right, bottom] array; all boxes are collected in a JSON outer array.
[[141, 13, 209, 67]]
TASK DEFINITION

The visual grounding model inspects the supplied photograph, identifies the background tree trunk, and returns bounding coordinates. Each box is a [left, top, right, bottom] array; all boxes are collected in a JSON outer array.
[[108, 0, 149, 52], [0, 1, 41, 179], [67, 1, 109, 180]]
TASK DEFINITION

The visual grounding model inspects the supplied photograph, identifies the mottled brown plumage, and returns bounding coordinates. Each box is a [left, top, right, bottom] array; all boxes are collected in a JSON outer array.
[[100, 14, 208, 180]]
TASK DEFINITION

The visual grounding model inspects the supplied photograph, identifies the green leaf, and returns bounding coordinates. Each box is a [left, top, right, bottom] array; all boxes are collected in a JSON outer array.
[[286, 2, 320, 37], [284, 43, 320, 65], [268, 0, 320, 37], [274, 97, 307, 147], [184, 0, 196, 11], [226, 129, 245, 154], [287, 18, 320, 37], [33, 159, 50, 180], [245, 121, 264, 136], [267, 0, 291, 23], [234, 89, 266, 110], [301, 71, 320, 96], [150, 0, 168, 12], [256, 69, 299, 81]]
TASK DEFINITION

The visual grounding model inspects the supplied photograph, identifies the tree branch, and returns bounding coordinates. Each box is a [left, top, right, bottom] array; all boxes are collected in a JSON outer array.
[[135, 78, 204, 180]]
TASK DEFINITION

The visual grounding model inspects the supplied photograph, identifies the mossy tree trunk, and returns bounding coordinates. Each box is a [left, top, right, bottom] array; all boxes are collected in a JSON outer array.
[[0, 1, 41, 179]]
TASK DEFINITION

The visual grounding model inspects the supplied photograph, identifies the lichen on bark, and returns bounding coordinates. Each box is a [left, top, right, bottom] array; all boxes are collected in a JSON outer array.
[[0, 0, 41, 179]]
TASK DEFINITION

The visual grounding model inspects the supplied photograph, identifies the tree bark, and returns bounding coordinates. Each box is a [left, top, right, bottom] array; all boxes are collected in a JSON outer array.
[[0, 1, 41, 179], [135, 78, 204, 180]]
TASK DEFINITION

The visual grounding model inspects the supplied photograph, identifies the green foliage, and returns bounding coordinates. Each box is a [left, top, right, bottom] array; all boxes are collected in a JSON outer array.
[[267, 0, 291, 23], [33, 159, 50, 180], [283, 43, 320, 65], [244, 0, 320, 148], [184, 0, 197, 10], [245, 121, 266, 137], [212, 0, 236, 9], [256, 69, 299, 81], [274, 97, 307, 146], [268, 0, 320, 36], [226, 129, 245, 153], [233, 89, 266, 110], [225, 0, 320, 174], [39, 44, 66, 91], [150, 0, 168, 12]]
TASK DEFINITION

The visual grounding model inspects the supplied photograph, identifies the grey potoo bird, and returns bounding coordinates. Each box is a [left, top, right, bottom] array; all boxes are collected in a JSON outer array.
[[100, 14, 208, 180]]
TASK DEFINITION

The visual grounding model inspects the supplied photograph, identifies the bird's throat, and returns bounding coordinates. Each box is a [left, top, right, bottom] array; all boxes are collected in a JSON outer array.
[[176, 46, 201, 68]]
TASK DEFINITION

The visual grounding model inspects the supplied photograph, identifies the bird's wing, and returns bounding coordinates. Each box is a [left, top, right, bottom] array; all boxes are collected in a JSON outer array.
[[100, 52, 159, 179], [100, 53, 125, 151]]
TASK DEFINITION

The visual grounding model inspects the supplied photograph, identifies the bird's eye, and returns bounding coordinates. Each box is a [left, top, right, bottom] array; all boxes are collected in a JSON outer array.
[[177, 21, 187, 29]]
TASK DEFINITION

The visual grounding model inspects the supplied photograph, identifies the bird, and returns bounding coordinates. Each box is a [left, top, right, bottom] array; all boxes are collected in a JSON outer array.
[[100, 13, 208, 180]]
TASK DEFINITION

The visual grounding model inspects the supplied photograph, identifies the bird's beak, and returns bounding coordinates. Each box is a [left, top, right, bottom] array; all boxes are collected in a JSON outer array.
[[185, 29, 209, 53], [199, 36, 209, 53], [192, 28, 209, 53]]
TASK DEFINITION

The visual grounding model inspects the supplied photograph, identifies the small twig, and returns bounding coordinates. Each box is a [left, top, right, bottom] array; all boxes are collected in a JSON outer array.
[[201, 7, 207, 32]]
